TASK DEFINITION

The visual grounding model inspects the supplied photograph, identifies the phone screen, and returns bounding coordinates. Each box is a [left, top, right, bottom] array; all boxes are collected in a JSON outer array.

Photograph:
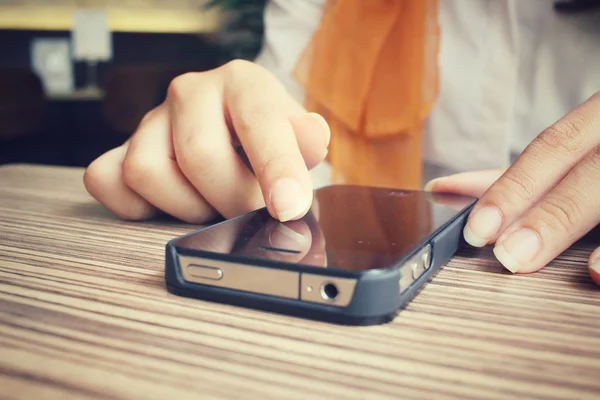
[[173, 186, 476, 271]]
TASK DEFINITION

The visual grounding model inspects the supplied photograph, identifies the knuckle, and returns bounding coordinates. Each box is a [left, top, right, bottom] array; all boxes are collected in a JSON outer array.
[[536, 117, 588, 158], [589, 144, 600, 168], [538, 192, 583, 235], [494, 167, 538, 204], [223, 59, 255, 75], [121, 152, 157, 190], [84, 153, 154, 221], [255, 152, 296, 184], [235, 103, 274, 135], [176, 134, 220, 174], [138, 106, 159, 127], [166, 72, 198, 102], [83, 160, 106, 198], [223, 59, 286, 96], [577, 145, 600, 180]]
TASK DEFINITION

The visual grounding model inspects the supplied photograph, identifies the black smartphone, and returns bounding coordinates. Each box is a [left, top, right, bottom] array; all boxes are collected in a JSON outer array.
[[165, 185, 477, 326]]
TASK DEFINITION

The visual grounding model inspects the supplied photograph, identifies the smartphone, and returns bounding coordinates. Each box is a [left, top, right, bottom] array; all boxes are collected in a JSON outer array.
[[165, 185, 477, 326]]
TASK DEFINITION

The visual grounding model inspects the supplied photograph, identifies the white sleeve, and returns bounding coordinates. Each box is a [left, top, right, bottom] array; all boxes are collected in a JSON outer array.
[[253, 0, 327, 103]]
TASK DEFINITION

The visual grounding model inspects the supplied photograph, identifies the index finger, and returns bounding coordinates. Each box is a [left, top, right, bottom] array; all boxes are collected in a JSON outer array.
[[224, 61, 314, 222], [463, 92, 600, 247]]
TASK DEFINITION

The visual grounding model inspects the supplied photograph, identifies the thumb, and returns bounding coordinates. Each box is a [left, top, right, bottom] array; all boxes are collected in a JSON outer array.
[[424, 169, 507, 197], [589, 247, 600, 286]]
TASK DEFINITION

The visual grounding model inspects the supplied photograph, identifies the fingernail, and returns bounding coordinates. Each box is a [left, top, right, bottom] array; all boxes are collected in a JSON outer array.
[[305, 112, 331, 145], [269, 178, 309, 222], [493, 228, 541, 273], [423, 177, 443, 192], [307, 112, 329, 130], [463, 206, 503, 247]]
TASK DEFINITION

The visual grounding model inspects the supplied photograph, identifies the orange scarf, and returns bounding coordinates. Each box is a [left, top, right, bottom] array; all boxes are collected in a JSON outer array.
[[294, 0, 440, 189]]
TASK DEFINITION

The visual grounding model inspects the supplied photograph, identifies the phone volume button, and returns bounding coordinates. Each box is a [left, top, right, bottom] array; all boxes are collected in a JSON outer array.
[[411, 262, 419, 280], [422, 252, 430, 269], [187, 265, 224, 280]]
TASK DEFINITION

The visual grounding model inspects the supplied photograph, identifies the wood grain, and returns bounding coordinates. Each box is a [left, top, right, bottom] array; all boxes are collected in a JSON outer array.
[[0, 164, 599, 400]]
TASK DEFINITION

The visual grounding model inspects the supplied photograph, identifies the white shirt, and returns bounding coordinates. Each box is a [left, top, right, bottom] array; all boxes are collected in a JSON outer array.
[[254, 0, 600, 188]]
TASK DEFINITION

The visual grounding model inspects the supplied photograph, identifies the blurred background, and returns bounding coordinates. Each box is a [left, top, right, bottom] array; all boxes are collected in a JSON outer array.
[[0, 0, 266, 167]]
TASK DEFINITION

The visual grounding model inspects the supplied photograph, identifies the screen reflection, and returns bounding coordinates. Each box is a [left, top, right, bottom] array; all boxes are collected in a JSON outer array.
[[174, 186, 476, 271]]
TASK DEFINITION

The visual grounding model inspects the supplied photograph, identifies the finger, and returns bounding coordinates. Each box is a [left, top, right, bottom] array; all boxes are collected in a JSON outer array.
[[290, 112, 330, 170], [424, 191, 479, 212], [464, 92, 600, 247], [424, 169, 506, 197], [122, 105, 218, 223], [491, 148, 600, 274], [169, 72, 266, 220], [84, 143, 157, 220], [588, 247, 600, 286], [233, 112, 329, 175], [224, 61, 314, 222]]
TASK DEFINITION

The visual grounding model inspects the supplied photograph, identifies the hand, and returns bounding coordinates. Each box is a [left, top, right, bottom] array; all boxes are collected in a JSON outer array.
[[84, 60, 330, 224], [425, 92, 600, 286]]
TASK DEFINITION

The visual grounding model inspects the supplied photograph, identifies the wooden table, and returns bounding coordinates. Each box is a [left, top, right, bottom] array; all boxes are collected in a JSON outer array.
[[1, 164, 599, 399]]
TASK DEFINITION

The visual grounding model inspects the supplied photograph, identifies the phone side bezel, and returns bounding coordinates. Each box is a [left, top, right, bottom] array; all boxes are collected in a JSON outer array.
[[164, 196, 476, 326]]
